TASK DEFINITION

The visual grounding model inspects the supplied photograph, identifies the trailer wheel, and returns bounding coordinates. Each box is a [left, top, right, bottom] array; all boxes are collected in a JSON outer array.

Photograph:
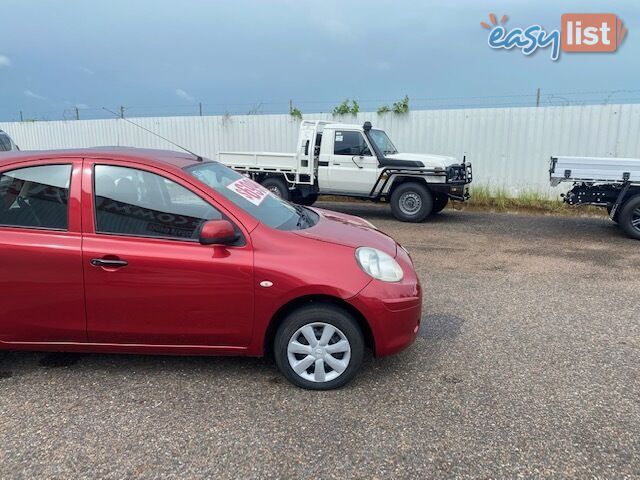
[[431, 195, 449, 214], [619, 195, 640, 240], [261, 177, 290, 201], [390, 182, 433, 222]]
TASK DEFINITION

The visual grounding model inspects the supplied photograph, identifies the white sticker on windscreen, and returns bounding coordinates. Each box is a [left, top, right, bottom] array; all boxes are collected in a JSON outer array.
[[226, 177, 271, 206]]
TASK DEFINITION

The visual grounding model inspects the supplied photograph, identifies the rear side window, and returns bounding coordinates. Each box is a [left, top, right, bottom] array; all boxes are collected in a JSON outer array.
[[334, 131, 371, 156], [94, 165, 222, 241], [0, 164, 72, 230]]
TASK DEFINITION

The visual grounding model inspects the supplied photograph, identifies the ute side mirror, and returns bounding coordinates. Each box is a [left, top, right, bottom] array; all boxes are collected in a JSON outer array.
[[199, 219, 239, 245]]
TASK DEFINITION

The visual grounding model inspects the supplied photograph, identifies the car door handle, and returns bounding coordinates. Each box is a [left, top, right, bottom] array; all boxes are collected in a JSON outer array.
[[90, 258, 128, 268]]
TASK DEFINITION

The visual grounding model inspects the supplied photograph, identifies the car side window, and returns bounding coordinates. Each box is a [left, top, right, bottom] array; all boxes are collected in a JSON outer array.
[[0, 134, 13, 151], [0, 164, 72, 230], [334, 131, 371, 156], [94, 165, 222, 241]]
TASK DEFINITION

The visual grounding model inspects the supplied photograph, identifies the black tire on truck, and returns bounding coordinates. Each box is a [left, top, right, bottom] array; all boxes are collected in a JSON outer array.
[[261, 177, 290, 201], [618, 194, 640, 240], [431, 194, 449, 214], [390, 182, 434, 222]]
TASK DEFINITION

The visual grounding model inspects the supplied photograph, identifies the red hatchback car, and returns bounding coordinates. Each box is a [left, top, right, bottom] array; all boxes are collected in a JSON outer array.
[[0, 148, 421, 389]]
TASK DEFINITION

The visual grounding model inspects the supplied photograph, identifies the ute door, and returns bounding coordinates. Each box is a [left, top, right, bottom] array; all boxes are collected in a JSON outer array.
[[81, 161, 254, 347], [0, 159, 86, 343], [323, 130, 379, 195]]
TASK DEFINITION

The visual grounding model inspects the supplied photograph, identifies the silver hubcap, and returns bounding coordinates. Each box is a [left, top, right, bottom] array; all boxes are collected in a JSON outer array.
[[287, 322, 351, 383], [632, 208, 640, 232], [399, 191, 422, 215], [268, 186, 282, 197]]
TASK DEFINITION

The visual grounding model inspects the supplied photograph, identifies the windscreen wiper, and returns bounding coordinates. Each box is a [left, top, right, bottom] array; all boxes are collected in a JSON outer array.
[[294, 204, 312, 228]]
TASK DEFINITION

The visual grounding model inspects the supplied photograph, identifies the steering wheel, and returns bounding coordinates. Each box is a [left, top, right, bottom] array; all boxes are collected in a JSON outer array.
[[17, 196, 42, 226]]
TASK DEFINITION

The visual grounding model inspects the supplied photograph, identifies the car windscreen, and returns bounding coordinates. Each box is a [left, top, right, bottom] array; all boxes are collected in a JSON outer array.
[[369, 129, 398, 155], [186, 162, 317, 230]]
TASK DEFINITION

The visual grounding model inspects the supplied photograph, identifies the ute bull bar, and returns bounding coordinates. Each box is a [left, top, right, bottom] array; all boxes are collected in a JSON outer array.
[[369, 162, 472, 200]]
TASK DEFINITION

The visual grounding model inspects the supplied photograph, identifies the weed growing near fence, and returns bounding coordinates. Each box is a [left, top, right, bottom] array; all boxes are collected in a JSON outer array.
[[465, 186, 605, 216]]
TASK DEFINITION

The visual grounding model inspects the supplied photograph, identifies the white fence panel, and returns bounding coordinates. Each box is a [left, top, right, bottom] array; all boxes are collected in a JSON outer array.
[[2, 104, 639, 198]]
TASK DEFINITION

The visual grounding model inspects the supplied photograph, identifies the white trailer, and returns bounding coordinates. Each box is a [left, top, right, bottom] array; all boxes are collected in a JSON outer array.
[[550, 155, 640, 240], [218, 120, 472, 222]]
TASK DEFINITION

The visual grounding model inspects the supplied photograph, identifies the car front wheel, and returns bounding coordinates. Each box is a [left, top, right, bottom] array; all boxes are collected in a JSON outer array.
[[274, 304, 364, 390]]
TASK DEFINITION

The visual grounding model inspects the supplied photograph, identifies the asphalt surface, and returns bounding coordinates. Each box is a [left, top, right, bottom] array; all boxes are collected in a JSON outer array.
[[1, 203, 639, 479]]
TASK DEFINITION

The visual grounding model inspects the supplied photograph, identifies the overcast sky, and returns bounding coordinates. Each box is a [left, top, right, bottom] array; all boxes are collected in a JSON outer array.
[[0, 0, 638, 120]]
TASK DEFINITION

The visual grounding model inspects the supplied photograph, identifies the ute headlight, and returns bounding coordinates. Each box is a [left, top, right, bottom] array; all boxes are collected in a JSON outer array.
[[355, 247, 403, 282]]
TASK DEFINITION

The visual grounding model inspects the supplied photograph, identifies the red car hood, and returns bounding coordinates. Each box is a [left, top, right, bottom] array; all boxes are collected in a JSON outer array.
[[294, 207, 398, 256]]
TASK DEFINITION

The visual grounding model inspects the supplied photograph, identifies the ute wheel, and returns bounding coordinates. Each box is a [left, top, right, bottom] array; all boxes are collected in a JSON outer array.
[[390, 182, 433, 222], [261, 177, 290, 201], [274, 304, 364, 390], [618, 195, 640, 240], [431, 195, 449, 214]]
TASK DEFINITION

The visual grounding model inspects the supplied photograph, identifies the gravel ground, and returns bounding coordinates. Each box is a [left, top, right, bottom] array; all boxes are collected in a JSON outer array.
[[1, 203, 639, 479]]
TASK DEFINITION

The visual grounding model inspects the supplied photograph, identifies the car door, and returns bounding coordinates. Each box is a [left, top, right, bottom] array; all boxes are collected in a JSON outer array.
[[81, 160, 254, 347], [0, 159, 86, 343], [324, 130, 380, 194]]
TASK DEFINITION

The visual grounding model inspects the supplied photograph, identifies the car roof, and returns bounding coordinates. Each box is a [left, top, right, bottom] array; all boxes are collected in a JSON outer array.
[[0, 146, 203, 170]]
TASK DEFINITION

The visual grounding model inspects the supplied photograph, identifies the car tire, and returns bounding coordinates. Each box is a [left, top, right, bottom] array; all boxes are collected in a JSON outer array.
[[431, 195, 449, 214], [618, 195, 640, 240], [390, 182, 434, 222], [274, 304, 364, 390], [261, 177, 290, 201]]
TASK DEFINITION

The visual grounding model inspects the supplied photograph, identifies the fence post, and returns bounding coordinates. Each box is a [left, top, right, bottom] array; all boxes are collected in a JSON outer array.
[[19, 111, 23, 122], [75, 107, 80, 120], [535, 88, 541, 107], [199, 102, 203, 116], [119, 106, 125, 118]]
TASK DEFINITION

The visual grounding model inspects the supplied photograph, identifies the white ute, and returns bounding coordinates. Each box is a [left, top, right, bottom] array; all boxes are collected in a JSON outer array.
[[550, 155, 640, 240], [217, 121, 472, 222]]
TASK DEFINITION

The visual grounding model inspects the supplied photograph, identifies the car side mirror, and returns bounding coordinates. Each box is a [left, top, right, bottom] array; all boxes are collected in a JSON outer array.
[[199, 219, 239, 245]]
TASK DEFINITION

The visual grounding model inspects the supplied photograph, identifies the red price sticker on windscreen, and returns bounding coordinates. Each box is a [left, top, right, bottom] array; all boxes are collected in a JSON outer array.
[[226, 177, 271, 206]]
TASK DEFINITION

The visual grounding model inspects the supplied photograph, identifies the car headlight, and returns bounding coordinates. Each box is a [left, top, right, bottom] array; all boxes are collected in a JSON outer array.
[[355, 247, 403, 282]]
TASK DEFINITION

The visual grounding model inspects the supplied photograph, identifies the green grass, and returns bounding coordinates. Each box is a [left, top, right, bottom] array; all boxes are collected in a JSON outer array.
[[462, 185, 605, 216]]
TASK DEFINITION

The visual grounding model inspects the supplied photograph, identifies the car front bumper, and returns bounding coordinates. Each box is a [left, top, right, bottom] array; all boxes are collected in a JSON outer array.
[[349, 246, 422, 357]]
